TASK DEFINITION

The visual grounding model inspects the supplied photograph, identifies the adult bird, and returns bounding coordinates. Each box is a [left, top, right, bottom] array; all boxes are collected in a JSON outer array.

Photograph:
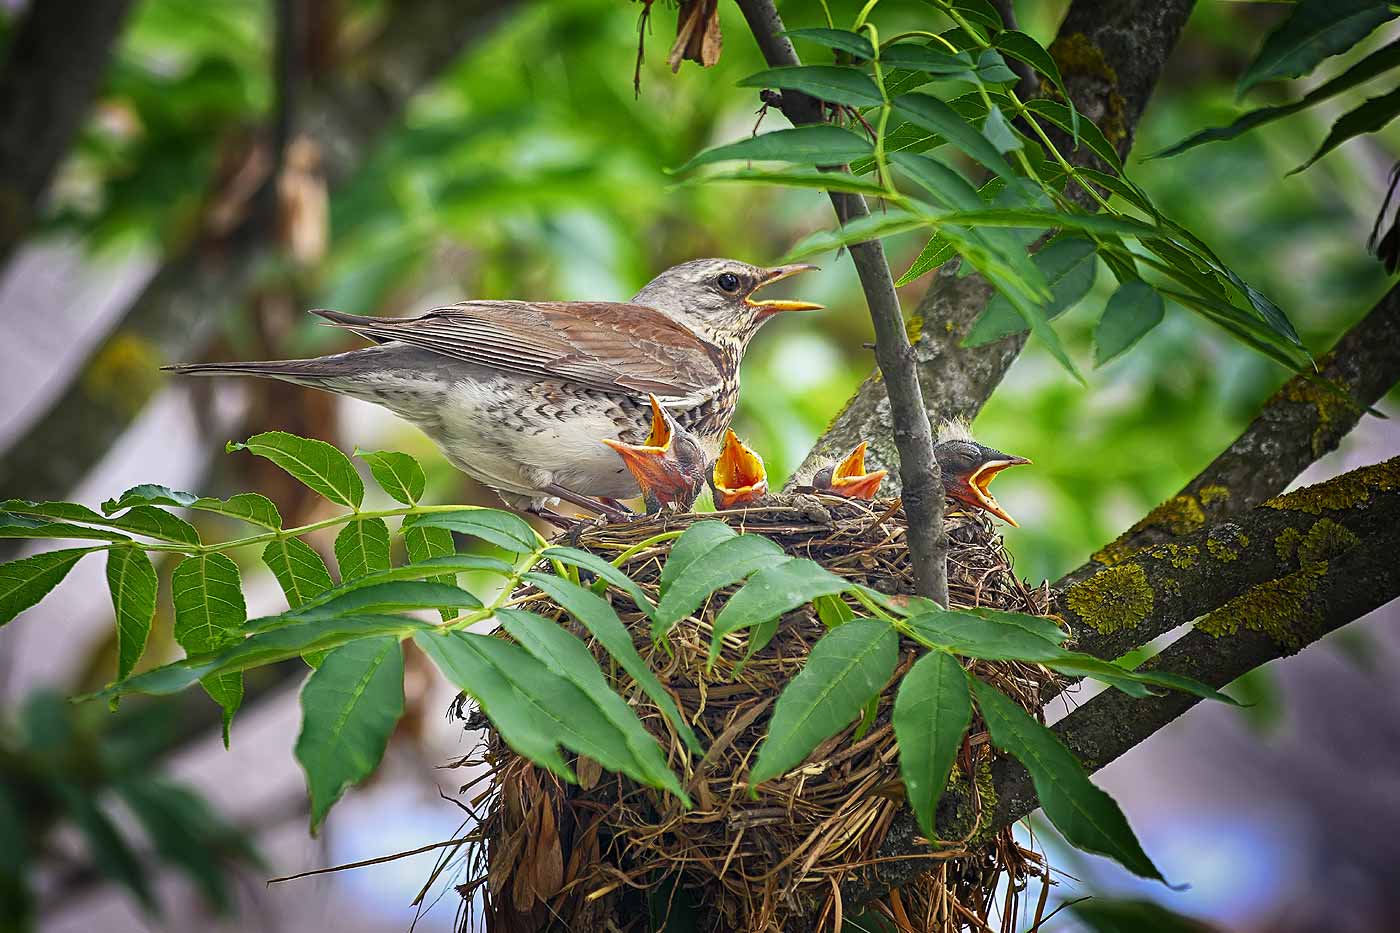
[[165, 259, 820, 518]]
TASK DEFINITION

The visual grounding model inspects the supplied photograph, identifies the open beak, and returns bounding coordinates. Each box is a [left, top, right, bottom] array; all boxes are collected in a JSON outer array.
[[603, 395, 685, 503], [746, 264, 823, 317], [827, 442, 888, 500], [710, 429, 769, 509], [950, 457, 1031, 526]]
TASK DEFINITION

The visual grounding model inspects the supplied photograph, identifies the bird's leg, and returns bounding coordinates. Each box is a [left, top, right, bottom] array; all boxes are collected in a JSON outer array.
[[541, 483, 634, 522], [526, 505, 582, 530]]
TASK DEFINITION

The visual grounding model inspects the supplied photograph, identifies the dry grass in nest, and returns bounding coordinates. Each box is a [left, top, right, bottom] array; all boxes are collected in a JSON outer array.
[[447, 495, 1059, 932]]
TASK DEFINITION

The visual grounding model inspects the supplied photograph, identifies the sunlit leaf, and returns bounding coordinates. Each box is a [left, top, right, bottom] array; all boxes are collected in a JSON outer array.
[[738, 65, 883, 108], [526, 573, 704, 755], [106, 546, 158, 681], [708, 559, 851, 666], [171, 553, 246, 745], [262, 554, 510, 624], [0, 548, 97, 626], [678, 125, 874, 172], [100, 485, 282, 529], [404, 522, 457, 621], [749, 619, 897, 785], [995, 30, 1078, 140], [227, 431, 364, 509], [894, 650, 971, 839], [651, 533, 788, 637], [400, 508, 539, 554], [894, 92, 1019, 180], [0, 513, 128, 542], [896, 234, 956, 285], [296, 637, 404, 833], [356, 449, 425, 505], [287, 580, 481, 619], [543, 546, 656, 615], [1236, 0, 1393, 97], [1095, 280, 1166, 366], [334, 518, 391, 582], [970, 678, 1165, 880], [659, 521, 736, 597], [108, 505, 200, 546], [262, 537, 336, 609]]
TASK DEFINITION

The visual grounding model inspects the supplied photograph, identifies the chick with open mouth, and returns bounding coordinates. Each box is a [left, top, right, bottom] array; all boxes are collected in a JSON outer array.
[[933, 421, 1031, 526]]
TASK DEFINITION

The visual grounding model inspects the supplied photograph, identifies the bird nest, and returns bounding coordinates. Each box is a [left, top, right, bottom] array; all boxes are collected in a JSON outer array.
[[447, 495, 1057, 932]]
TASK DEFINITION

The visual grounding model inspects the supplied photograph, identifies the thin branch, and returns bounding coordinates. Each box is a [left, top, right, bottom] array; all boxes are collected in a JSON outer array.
[[792, 0, 1197, 490], [1056, 285, 1400, 601], [734, 0, 949, 605], [0, 0, 522, 505], [0, 0, 137, 270]]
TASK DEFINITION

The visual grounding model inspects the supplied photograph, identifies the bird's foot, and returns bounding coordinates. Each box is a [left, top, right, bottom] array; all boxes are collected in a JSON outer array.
[[541, 483, 634, 523]]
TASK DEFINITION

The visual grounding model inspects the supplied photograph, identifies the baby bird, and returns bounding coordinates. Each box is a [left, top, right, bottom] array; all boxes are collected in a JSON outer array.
[[933, 420, 1031, 526], [708, 429, 769, 510], [810, 441, 888, 499], [601, 395, 707, 513]]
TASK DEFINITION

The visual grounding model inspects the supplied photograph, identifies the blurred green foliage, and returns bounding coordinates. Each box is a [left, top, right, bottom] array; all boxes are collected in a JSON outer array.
[[24, 0, 1400, 588]]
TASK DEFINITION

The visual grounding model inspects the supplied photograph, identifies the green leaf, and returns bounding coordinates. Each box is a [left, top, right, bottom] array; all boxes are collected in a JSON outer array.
[[262, 537, 336, 609], [404, 523, 457, 621], [1095, 280, 1166, 366], [949, 0, 1003, 31], [1041, 656, 1157, 699], [227, 431, 364, 509], [0, 547, 97, 626], [1153, 40, 1400, 158], [295, 637, 405, 833], [749, 619, 898, 785], [904, 608, 1067, 661], [416, 629, 643, 782], [1068, 897, 1216, 933], [171, 553, 247, 745], [56, 784, 156, 910], [1292, 84, 1400, 173], [334, 518, 391, 582], [499, 609, 688, 801], [814, 593, 854, 628], [738, 65, 883, 108], [652, 533, 788, 637], [269, 554, 510, 622], [982, 105, 1022, 153], [896, 234, 956, 285], [106, 547, 158, 681], [708, 559, 851, 666], [780, 210, 928, 262], [894, 92, 1019, 180], [117, 780, 249, 911], [782, 27, 874, 60], [933, 208, 1154, 237], [101, 484, 196, 514], [891, 152, 983, 210], [287, 580, 481, 619], [964, 606, 1069, 644], [108, 505, 201, 546], [973, 49, 1018, 85], [659, 521, 736, 596], [970, 678, 1164, 880], [994, 31, 1077, 140], [965, 237, 1098, 346], [0, 512, 129, 542], [356, 449, 425, 505], [100, 486, 283, 529], [524, 573, 703, 756], [1119, 668, 1242, 706], [879, 45, 977, 77], [98, 615, 431, 701], [401, 508, 539, 554], [543, 546, 656, 615], [3, 500, 106, 523], [678, 125, 875, 172], [694, 168, 891, 196], [1236, 0, 1393, 97], [893, 651, 971, 839], [1024, 99, 1122, 172]]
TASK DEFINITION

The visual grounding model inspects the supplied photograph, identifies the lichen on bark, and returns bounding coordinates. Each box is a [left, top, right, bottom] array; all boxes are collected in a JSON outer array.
[[1296, 518, 1360, 566], [1065, 563, 1153, 634], [1194, 562, 1327, 650], [1262, 457, 1400, 515], [1092, 494, 1205, 566]]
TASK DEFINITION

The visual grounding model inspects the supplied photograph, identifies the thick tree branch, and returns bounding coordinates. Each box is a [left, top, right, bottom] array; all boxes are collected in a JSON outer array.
[[0, 0, 519, 504], [1057, 285, 1400, 598], [793, 0, 1196, 490], [0, 0, 136, 270], [735, 0, 949, 604], [852, 457, 1400, 905]]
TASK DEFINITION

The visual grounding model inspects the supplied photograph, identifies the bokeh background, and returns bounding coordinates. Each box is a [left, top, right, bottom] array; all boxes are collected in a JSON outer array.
[[1, 1, 1398, 931]]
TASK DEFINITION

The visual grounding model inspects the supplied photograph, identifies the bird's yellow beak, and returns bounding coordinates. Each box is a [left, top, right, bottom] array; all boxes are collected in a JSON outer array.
[[711, 429, 768, 509], [956, 457, 1031, 527], [746, 264, 823, 316], [828, 442, 888, 500]]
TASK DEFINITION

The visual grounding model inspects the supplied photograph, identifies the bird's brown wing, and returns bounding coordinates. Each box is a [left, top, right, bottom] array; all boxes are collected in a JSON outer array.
[[311, 301, 724, 401]]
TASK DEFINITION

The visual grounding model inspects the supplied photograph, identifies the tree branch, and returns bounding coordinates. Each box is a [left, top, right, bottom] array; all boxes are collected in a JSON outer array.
[[1057, 285, 1400, 599], [0, 0, 136, 270], [791, 0, 1196, 491], [734, 0, 949, 604], [850, 456, 1400, 905], [0, 0, 520, 504]]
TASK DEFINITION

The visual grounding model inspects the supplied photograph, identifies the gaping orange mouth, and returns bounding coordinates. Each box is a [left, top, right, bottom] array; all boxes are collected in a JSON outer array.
[[746, 264, 823, 315], [963, 457, 1031, 526], [602, 395, 678, 493], [828, 441, 887, 499], [711, 429, 768, 508]]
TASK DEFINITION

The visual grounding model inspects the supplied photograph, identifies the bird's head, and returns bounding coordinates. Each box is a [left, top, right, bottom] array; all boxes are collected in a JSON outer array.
[[708, 429, 769, 510], [934, 421, 1030, 526], [602, 395, 707, 513], [811, 442, 888, 500], [632, 259, 822, 346]]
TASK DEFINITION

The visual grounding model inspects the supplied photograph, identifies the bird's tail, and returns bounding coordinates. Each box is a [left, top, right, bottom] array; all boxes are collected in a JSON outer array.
[[161, 359, 328, 380]]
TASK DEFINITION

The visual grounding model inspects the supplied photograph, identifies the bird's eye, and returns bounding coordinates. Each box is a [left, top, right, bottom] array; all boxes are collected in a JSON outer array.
[[716, 272, 741, 292]]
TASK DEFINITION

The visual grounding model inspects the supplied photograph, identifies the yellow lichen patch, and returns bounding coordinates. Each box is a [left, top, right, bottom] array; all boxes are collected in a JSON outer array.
[[84, 332, 164, 413], [1205, 525, 1247, 563], [1048, 33, 1128, 143], [1148, 542, 1198, 569], [1262, 458, 1400, 515], [1066, 564, 1153, 634], [1275, 527, 1302, 563], [1195, 563, 1327, 650], [1206, 539, 1236, 562], [1272, 375, 1352, 459], [1092, 494, 1206, 566], [906, 314, 925, 343], [1199, 485, 1230, 508], [1296, 518, 1359, 566]]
